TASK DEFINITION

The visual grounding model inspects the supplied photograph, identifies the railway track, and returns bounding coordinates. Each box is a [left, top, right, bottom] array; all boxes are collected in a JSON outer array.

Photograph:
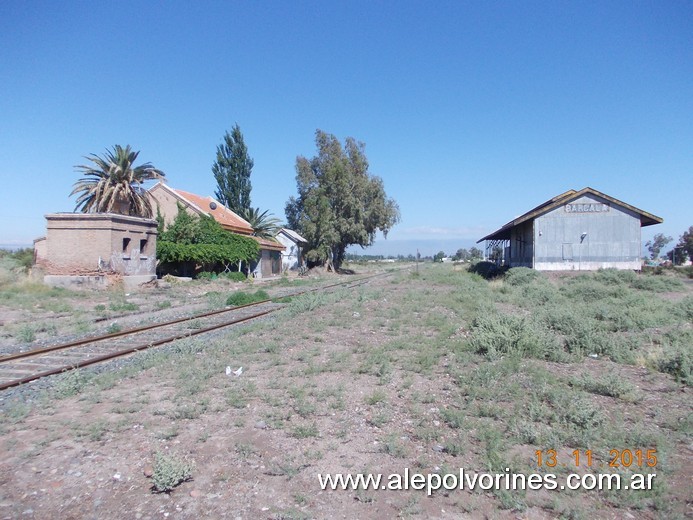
[[0, 271, 395, 391]]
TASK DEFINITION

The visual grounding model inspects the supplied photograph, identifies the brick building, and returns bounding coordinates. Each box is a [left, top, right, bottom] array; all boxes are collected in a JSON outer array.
[[148, 183, 285, 278], [34, 213, 158, 288]]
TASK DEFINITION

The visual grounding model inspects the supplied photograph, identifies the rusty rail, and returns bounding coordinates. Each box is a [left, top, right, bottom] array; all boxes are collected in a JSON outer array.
[[0, 269, 401, 391]]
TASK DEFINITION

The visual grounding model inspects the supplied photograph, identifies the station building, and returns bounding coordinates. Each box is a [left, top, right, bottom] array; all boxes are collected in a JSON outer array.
[[477, 187, 663, 271], [148, 182, 285, 278]]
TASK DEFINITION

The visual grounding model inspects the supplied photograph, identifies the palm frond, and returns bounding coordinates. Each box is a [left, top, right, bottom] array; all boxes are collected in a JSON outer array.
[[239, 207, 283, 239], [71, 145, 165, 217]]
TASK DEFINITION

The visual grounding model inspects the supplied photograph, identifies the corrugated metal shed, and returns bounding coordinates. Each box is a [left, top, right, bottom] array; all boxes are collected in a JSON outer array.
[[477, 187, 663, 271]]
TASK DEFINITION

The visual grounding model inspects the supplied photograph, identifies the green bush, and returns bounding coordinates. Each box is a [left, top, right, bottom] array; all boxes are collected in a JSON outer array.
[[593, 269, 683, 292], [677, 295, 693, 321], [0, 248, 33, 272], [559, 396, 604, 430], [560, 276, 628, 300], [516, 282, 560, 307], [504, 267, 541, 286], [468, 313, 565, 361], [220, 271, 247, 282], [593, 268, 636, 286], [596, 333, 641, 364], [656, 330, 692, 385], [197, 271, 247, 282], [468, 261, 505, 279], [151, 452, 194, 493], [572, 373, 640, 400], [0, 253, 31, 287], [578, 292, 676, 333], [225, 290, 270, 307], [539, 305, 607, 355], [630, 274, 683, 292], [16, 324, 36, 343], [109, 301, 139, 312]]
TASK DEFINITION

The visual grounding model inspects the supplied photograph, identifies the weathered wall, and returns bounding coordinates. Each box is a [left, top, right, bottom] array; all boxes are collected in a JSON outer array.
[[33, 237, 47, 265], [275, 233, 301, 271], [149, 184, 198, 226], [260, 249, 271, 278], [532, 193, 641, 271], [38, 213, 158, 278], [509, 220, 533, 267]]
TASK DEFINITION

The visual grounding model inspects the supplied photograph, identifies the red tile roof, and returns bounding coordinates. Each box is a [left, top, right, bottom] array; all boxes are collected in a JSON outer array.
[[151, 184, 285, 252], [253, 236, 285, 251], [171, 188, 255, 235]]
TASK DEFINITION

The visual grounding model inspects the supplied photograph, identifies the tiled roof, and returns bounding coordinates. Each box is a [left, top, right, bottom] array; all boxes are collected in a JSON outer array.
[[150, 183, 284, 251], [171, 188, 254, 235], [253, 236, 285, 251]]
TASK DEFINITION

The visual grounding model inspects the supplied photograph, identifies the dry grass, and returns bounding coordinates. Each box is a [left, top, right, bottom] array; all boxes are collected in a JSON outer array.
[[0, 263, 690, 518]]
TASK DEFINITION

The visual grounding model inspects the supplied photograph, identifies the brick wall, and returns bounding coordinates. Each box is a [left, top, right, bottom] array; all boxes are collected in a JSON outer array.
[[38, 213, 158, 276]]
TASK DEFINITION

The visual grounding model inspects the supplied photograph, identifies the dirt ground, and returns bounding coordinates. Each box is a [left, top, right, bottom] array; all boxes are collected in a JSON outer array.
[[0, 265, 690, 519]]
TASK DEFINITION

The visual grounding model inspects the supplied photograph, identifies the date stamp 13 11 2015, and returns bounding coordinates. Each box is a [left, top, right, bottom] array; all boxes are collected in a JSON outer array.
[[535, 449, 657, 469]]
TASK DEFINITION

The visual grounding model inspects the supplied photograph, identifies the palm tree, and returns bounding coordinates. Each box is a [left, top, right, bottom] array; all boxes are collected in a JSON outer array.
[[71, 145, 165, 218], [239, 207, 283, 239]]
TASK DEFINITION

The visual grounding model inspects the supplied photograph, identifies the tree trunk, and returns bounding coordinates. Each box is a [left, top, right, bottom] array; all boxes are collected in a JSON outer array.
[[324, 250, 334, 272], [332, 245, 346, 272]]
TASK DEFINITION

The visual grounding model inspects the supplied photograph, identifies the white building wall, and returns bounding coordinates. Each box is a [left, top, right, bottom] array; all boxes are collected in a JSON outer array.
[[275, 232, 302, 271]]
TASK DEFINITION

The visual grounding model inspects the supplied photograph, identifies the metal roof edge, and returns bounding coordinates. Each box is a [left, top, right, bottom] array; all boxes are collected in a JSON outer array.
[[477, 187, 663, 242]]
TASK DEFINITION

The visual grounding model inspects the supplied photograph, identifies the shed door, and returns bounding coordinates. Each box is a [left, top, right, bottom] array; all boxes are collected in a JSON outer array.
[[562, 243, 573, 261]]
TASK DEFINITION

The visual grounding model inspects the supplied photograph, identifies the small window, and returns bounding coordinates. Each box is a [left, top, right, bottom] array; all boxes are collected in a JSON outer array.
[[122, 237, 131, 253], [140, 239, 148, 255]]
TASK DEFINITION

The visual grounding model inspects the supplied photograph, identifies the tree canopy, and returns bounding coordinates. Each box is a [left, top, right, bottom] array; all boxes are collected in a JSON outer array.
[[678, 226, 693, 262], [453, 248, 470, 261], [667, 225, 693, 265], [71, 145, 165, 218], [285, 130, 400, 271], [646, 233, 673, 260], [212, 124, 253, 215], [469, 247, 484, 261]]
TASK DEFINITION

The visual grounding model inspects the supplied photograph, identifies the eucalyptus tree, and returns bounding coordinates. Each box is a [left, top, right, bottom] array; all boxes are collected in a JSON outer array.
[[646, 233, 673, 260], [285, 130, 400, 271], [71, 145, 165, 218]]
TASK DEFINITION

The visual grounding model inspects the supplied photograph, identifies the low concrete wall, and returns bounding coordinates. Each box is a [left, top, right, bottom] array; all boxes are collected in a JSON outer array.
[[44, 274, 156, 289], [43, 275, 109, 288], [535, 261, 641, 271]]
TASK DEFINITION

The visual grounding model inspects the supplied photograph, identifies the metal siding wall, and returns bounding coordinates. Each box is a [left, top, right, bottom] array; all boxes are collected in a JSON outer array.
[[509, 220, 533, 267], [533, 194, 641, 270]]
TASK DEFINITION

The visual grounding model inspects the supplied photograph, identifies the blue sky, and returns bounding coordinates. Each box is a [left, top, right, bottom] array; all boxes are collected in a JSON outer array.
[[1, 1, 691, 256]]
